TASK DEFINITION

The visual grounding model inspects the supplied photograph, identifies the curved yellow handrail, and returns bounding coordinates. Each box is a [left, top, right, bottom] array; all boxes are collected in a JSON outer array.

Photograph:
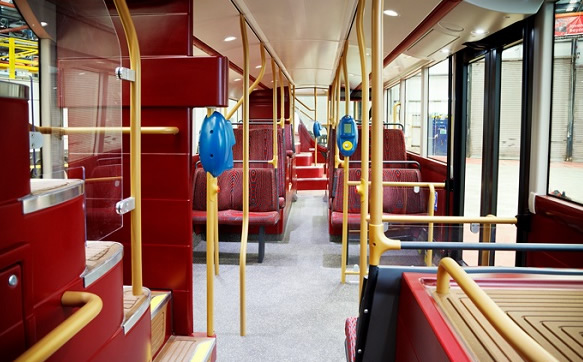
[[436, 258, 558, 362], [379, 215, 517, 224], [112, 0, 143, 297], [356, 0, 369, 294], [205, 170, 217, 337], [15, 291, 103, 362], [392, 102, 401, 123], [239, 13, 250, 337], [226, 45, 266, 121]]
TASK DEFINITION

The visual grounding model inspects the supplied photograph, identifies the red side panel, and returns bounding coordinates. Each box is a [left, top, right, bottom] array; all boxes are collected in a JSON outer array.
[[0, 96, 30, 204], [526, 196, 583, 268], [397, 273, 472, 362]]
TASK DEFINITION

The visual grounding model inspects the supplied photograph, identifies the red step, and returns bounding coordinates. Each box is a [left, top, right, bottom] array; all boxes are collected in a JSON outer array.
[[297, 177, 327, 190], [296, 165, 324, 178], [295, 152, 313, 166]]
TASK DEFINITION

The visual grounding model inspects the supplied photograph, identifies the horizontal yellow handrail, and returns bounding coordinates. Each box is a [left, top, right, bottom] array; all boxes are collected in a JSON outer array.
[[347, 181, 446, 188], [85, 176, 122, 184], [15, 291, 103, 362], [436, 257, 558, 362], [379, 215, 517, 224], [34, 126, 179, 135]]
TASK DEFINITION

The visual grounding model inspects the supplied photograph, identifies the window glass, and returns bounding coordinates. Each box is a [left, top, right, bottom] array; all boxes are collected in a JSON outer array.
[[549, 10, 583, 204], [427, 60, 449, 161], [405, 73, 422, 153], [387, 84, 400, 124]]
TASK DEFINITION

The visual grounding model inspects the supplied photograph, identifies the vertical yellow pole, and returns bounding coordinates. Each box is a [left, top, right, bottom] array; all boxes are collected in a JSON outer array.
[[369, 0, 385, 266], [239, 14, 250, 337], [343, 46, 350, 117], [214, 177, 220, 276], [480, 215, 494, 266], [8, 38, 16, 79], [425, 184, 435, 266], [271, 59, 278, 168], [226, 46, 266, 121], [113, 0, 143, 297], [356, 0, 369, 294], [205, 171, 215, 337], [314, 87, 318, 165], [279, 69, 285, 129], [340, 156, 349, 283], [335, 74, 341, 168]]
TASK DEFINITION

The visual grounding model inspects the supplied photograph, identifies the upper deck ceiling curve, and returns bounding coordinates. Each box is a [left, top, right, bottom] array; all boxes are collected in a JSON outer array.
[[193, 0, 543, 97]]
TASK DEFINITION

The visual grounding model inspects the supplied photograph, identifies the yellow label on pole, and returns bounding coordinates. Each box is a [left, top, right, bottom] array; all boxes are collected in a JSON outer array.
[[342, 141, 353, 151]]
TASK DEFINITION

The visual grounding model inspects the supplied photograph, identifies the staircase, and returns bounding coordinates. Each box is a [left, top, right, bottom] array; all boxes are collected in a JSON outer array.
[[295, 151, 327, 191]]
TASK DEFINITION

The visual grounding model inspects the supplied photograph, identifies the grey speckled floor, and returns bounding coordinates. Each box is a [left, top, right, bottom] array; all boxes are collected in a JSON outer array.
[[192, 190, 361, 362]]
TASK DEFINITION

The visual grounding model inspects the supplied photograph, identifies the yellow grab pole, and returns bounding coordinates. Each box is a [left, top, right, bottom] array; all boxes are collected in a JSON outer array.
[[289, 84, 294, 132], [334, 76, 342, 168], [369, 0, 400, 266], [113, 0, 143, 297], [15, 292, 102, 362], [239, 14, 250, 337], [436, 258, 558, 362], [480, 214, 495, 266], [340, 156, 349, 283], [279, 68, 285, 129], [356, 0, 369, 294], [205, 171, 216, 337], [314, 87, 318, 165], [270, 58, 278, 168], [343, 44, 350, 117], [226, 45, 266, 120], [211, 105, 220, 276], [425, 183, 435, 266]]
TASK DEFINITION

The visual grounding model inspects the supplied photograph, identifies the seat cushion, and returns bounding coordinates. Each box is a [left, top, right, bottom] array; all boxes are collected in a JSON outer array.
[[217, 209, 280, 226], [345, 317, 358, 362]]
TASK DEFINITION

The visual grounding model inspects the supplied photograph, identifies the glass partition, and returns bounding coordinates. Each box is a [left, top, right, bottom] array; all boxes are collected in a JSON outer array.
[[16, 0, 124, 240], [427, 60, 449, 161], [405, 73, 422, 153]]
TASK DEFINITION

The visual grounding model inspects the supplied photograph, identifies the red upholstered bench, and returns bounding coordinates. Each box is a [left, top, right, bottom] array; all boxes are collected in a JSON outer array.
[[192, 167, 280, 262]]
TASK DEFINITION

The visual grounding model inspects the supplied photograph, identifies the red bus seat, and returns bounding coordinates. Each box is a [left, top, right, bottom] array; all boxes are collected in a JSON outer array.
[[192, 167, 280, 262]]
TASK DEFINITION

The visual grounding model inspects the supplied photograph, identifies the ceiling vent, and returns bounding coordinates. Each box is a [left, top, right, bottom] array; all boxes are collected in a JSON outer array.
[[406, 28, 459, 58]]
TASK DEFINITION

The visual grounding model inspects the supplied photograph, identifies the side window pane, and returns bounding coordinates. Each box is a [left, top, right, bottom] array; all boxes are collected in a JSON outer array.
[[405, 73, 422, 153], [549, 11, 583, 204], [427, 60, 449, 161]]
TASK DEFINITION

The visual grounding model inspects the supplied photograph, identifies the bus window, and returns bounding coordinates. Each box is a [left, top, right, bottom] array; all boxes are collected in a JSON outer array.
[[549, 16, 583, 205], [427, 60, 449, 161], [405, 73, 422, 153]]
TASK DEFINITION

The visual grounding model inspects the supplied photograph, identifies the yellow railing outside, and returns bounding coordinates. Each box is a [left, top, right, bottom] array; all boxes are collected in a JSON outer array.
[[0, 37, 39, 78], [436, 257, 558, 362], [15, 292, 102, 362]]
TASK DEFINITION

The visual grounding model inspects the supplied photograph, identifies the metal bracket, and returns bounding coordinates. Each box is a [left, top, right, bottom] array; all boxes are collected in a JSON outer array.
[[115, 67, 135, 82], [29, 131, 44, 149], [116, 197, 135, 215]]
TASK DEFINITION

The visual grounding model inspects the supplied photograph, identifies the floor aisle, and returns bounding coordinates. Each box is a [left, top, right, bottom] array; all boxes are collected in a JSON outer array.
[[192, 190, 360, 362]]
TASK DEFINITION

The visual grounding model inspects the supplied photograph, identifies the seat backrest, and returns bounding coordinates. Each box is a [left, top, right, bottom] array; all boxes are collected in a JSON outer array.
[[192, 167, 278, 212], [382, 129, 407, 162], [382, 168, 426, 214], [331, 168, 363, 213]]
